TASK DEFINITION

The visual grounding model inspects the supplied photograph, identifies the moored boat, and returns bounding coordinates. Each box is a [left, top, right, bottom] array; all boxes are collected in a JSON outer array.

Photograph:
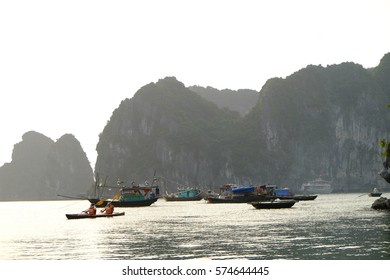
[[89, 196, 158, 207], [89, 177, 160, 207], [369, 188, 382, 197], [164, 186, 204, 201], [262, 185, 317, 201], [249, 199, 296, 209], [204, 184, 266, 203], [283, 195, 317, 201], [205, 195, 266, 203], [66, 212, 125, 219], [301, 175, 332, 194]]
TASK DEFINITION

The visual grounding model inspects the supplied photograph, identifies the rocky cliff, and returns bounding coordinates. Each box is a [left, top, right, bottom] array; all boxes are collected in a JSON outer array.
[[95, 77, 237, 189], [238, 60, 390, 191], [0, 131, 94, 200], [95, 54, 390, 192]]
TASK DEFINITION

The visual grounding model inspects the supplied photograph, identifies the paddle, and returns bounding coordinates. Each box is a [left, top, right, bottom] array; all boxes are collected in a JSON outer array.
[[81, 194, 120, 215], [358, 193, 367, 197], [96, 193, 120, 206]]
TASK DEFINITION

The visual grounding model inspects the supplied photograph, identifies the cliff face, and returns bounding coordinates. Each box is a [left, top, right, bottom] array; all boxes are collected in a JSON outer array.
[[43, 134, 95, 199], [95, 54, 390, 192], [0, 131, 94, 200], [95, 77, 237, 188], [240, 61, 390, 191]]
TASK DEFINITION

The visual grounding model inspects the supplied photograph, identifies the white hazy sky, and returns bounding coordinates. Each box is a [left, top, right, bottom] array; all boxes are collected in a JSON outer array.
[[1, 0, 389, 169]]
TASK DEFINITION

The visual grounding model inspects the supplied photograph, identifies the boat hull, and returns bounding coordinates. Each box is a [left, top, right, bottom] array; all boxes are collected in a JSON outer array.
[[273, 195, 317, 201], [369, 193, 382, 197], [164, 194, 204, 201], [250, 200, 296, 209], [66, 212, 125, 219], [88, 198, 158, 207]]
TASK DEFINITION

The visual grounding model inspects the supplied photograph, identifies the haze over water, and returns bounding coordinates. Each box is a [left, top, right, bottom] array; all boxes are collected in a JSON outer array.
[[1, 193, 389, 260]]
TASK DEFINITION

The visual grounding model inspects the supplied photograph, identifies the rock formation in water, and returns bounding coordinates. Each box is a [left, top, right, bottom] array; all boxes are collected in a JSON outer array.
[[0, 131, 94, 200], [95, 54, 390, 193], [243, 59, 390, 191], [373, 53, 390, 209], [371, 197, 390, 210], [95, 77, 237, 190]]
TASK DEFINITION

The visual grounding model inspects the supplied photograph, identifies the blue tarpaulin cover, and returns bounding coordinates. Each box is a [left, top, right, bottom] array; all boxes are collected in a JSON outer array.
[[231, 186, 255, 194], [273, 189, 291, 196]]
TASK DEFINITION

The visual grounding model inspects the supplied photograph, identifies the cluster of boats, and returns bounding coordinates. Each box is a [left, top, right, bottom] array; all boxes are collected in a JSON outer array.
[[65, 177, 330, 219], [89, 183, 318, 207], [64, 174, 387, 219]]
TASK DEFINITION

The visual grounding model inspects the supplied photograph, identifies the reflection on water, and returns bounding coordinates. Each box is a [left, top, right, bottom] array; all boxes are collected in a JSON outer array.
[[1, 194, 390, 259]]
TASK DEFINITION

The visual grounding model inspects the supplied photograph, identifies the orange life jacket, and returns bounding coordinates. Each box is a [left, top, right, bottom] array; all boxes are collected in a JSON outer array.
[[88, 207, 96, 216], [105, 205, 114, 214]]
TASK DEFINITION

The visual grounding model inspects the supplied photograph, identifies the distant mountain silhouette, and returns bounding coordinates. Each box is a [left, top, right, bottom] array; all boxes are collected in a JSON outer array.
[[95, 53, 390, 193], [189, 86, 258, 116], [0, 131, 94, 200], [4, 54, 389, 198]]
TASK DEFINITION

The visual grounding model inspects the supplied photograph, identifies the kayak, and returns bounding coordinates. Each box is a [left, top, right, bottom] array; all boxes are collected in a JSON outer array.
[[249, 200, 296, 209], [66, 212, 125, 219]]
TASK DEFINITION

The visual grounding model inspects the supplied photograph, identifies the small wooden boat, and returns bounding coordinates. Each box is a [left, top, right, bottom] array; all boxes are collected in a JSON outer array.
[[275, 195, 317, 201], [369, 188, 382, 197], [66, 212, 125, 219], [249, 200, 296, 209], [164, 187, 204, 201], [369, 192, 382, 197]]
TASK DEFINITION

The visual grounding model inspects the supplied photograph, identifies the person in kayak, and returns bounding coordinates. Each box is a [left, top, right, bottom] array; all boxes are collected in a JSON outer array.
[[84, 203, 96, 216], [101, 202, 114, 214]]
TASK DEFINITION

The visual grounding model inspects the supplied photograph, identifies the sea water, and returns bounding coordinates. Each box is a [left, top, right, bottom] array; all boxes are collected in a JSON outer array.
[[0, 193, 389, 260]]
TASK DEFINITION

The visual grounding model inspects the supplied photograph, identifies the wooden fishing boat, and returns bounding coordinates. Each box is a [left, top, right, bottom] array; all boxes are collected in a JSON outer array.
[[164, 187, 204, 201], [204, 184, 267, 203], [66, 212, 125, 219], [89, 175, 160, 207], [205, 195, 266, 203], [249, 200, 296, 209], [264, 185, 317, 201], [89, 197, 158, 207]]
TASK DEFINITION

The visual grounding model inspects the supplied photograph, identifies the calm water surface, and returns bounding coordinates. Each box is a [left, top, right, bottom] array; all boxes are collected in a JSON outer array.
[[1, 193, 389, 260]]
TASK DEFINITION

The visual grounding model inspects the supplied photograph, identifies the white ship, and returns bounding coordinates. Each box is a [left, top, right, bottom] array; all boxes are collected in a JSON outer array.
[[301, 175, 332, 194]]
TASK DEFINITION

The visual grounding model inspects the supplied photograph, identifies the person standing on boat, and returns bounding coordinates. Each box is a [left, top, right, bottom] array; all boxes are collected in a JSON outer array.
[[101, 202, 114, 214]]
